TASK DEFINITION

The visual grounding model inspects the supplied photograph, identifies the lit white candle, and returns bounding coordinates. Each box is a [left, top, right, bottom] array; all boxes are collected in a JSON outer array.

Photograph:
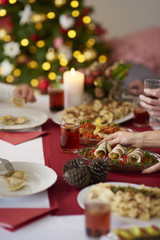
[[63, 68, 85, 108]]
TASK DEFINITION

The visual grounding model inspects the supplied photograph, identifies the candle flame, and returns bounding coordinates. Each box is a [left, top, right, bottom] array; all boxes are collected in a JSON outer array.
[[71, 68, 75, 76]]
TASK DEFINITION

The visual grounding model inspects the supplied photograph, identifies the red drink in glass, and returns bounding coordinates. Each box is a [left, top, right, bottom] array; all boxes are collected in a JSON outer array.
[[60, 120, 80, 154], [48, 86, 64, 111], [85, 202, 110, 238], [134, 107, 150, 127]]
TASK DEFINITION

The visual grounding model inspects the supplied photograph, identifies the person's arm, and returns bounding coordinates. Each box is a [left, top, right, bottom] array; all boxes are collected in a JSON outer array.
[[98, 130, 160, 148]]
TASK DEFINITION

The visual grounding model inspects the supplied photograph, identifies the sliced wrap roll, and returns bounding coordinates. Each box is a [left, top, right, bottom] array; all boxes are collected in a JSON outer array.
[[127, 148, 144, 164], [108, 144, 126, 160], [95, 142, 111, 157]]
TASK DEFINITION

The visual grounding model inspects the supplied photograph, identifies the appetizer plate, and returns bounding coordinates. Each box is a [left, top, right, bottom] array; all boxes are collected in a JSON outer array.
[[80, 127, 135, 146], [52, 110, 133, 125], [77, 182, 160, 226], [0, 162, 57, 197], [0, 107, 48, 130], [77, 147, 160, 172]]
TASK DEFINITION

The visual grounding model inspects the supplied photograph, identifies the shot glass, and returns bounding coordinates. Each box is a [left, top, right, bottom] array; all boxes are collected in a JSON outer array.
[[48, 84, 64, 111], [144, 79, 160, 99], [85, 200, 111, 238], [133, 97, 150, 127], [60, 119, 80, 154]]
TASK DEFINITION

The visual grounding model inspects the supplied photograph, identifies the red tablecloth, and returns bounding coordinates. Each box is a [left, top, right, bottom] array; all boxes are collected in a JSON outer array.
[[42, 119, 160, 216]]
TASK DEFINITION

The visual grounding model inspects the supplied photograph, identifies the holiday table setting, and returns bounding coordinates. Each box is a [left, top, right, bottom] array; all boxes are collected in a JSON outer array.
[[0, 93, 160, 240]]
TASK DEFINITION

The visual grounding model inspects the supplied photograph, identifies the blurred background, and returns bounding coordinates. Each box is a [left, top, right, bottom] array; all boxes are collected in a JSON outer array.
[[86, 0, 160, 38]]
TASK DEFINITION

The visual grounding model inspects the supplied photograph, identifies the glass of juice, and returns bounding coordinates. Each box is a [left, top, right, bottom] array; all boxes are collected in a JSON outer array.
[[133, 97, 150, 127], [48, 84, 64, 111], [60, 119, 80, 154], [85, 200, 111, 238]]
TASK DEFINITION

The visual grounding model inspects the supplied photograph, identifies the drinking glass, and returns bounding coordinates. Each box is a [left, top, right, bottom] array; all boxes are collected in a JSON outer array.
[[48, 84, 64, 111], [60, 119, 80, 154], [144, 79, 160, 99], [85, 200, 111, 238], [133, 97, 150, 127]]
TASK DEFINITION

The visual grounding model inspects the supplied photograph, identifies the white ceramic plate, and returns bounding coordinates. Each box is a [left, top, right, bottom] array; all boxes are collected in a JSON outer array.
[[0, 107, 48, 130], [77, 182, 160, 226], [52, 110, 133, 125], [0, 162, 57, 197]]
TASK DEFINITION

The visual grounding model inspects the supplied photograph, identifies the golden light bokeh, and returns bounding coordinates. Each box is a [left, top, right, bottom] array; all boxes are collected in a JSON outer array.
[[47, 12, 56, 19], [29, 46, 37, 53], [98, 55, 107, 63], [36, 40, 45, 48], [0, 29, 7, 40], [67, 29, 76, 38], [72, 10, 80, 18], [48, 72, 57, 80], [13, 68, 21, 77], [86, 38, 95, 48], [59, 58, 68, 66], [0, 9, 7, 17], [35, 22, 42, 30], [77, 54, 85, 63], [73, 50, 81, 58], [4, 34, 11, 42], [6, 75, 14, 83], [28, 61, 38, 69], [70, 0, 79, 8], [42, 62, 51, 71], [9, 0, 17, 4], [29, 0, 36, 3], [82, 16, 91, 24], [20, 38, 29, 47], [46, 51, 55, 62], [30, 78, 39, 87]]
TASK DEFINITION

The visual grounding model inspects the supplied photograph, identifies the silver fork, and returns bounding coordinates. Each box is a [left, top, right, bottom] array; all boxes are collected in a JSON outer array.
[[0, 158, 15, 176]]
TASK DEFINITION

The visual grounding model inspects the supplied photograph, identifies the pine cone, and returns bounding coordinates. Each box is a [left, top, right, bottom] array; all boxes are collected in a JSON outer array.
[[63, 167, 91, 189], [88, 157, 110, 183], [63, 157, 86, 173]]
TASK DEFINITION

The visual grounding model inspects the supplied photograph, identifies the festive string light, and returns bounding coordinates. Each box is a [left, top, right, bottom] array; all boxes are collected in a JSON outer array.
[[13, 68, 21, 77], [29, 46, 37, 53], [98, 55, 107, 63], [36, 40, 45, 48], [0, 9, 7, 17], [29, 0, 36, 3], [47, 12, 56, 19], [71, 10, 80, 18], [20, 38, 29, 47], [86, 38, 95, 48], [58, 53, 65, 60], [73, 50, 81, 58], [42, 62, 51, 71], [28, 61, 38, 69], [4, 35, 11, 42], [0, 29, 7, 40], [59, 58, 68, 66], [82, 16, 91, 24], [48, 72, 57, 80], [67, 29, 76, 38], [30, 78, 39, 87], [46, 51, 55, 62], [54, 0, 66, 8], [35, 22, 42, 30], [83, 48, 97, 61], [70, 0, 79, 8], [6, 75, 14, 83], [77, 54, 85, 63], [31, 13, 46, 23], [9, 0, 17, 4]]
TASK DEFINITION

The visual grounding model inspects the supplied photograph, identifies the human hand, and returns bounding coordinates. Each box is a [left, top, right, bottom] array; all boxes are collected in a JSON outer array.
[[128, 79, 144, 96], [142, 161, 160, 174], [13, 84, 36, 103], [98, 131, 142, 148], [139, 88, 160, 117]]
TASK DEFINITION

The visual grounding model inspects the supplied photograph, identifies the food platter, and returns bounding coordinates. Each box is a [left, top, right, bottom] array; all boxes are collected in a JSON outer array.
[[80, 127, 135, 146], [0, 162, 57, 197], [52, 110, 133, 125], [77, 146, 160, 172], [0, 107, 48, 130]]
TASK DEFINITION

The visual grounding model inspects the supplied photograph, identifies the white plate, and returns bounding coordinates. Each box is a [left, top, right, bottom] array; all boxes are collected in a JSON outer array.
[[0, 107, 48, 130], [77, 182, 160, 227], [52, 110, 133, 125], [0, 162, 57, 197]]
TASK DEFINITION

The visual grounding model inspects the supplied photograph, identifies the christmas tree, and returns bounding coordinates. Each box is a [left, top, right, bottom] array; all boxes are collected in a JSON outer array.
[[0, 0, 110, 92]]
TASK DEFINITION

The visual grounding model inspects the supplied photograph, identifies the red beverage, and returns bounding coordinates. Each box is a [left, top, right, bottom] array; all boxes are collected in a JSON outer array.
[[48, 87, 64, 111], [134, 107, 150, 127], [60, 120, 80, 154], [85, 202, 110, 238]]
